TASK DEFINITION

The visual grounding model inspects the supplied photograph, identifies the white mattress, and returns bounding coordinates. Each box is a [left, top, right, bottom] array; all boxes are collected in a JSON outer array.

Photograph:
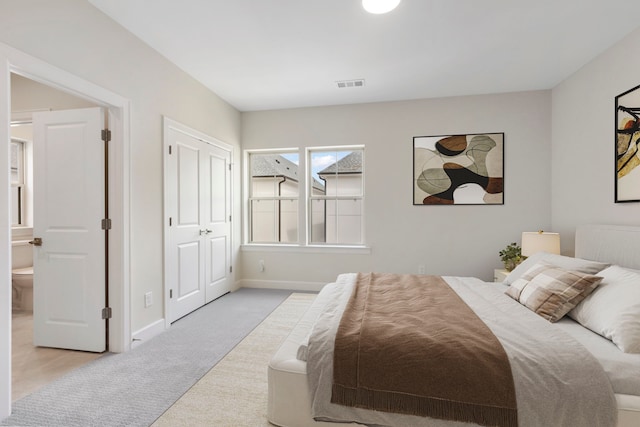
[[268, 280, 640, 427]]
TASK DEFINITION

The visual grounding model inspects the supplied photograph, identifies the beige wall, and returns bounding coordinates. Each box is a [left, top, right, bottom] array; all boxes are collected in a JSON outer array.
[[0, 0, 242, 334], [242, 90, 552, 284], [552, 27, 640, 253]]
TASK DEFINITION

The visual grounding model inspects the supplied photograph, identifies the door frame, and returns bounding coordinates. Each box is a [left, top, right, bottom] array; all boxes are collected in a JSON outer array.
[[0, 42, 131, 418], [162, 117, 233, 329]]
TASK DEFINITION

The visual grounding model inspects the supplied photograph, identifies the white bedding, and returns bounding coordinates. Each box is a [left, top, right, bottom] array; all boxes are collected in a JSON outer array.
[[489, 282, 640, 397], [268, 278, 640, 427], [306, 275, 617, 427]]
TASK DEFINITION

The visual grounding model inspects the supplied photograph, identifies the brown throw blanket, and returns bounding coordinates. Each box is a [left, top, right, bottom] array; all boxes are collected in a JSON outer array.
[[331, 273, 518, 427]]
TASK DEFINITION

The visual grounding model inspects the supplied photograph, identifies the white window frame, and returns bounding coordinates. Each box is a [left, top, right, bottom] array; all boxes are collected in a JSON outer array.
[[243, 146, 368, 253], [306, 145, 365, 246], [10, 136, 32, 231], [245, 148, 301, 245]]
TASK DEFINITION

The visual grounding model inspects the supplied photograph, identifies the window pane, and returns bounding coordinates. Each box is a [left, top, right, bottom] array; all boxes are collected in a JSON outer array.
[[336, 199, 362, 244], [323, 199, 362, 244], [309, 199, 326, 243], [279, 199, 298, 243], [309, 148, 364, 245], [11, 186, 21, 226], [313, 150, 362, 196], [250, 152, 299, 197], [249, 151, 300, 244], [10, 141, 23, 185], [250, 199, 277, 243], [250, 199, 298, 243]]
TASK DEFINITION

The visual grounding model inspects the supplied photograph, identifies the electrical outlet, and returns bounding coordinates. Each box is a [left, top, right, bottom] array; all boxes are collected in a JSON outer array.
[[259, 259, 265, 272], [418, 264, 426, 274], [144, 291, 153, 308]]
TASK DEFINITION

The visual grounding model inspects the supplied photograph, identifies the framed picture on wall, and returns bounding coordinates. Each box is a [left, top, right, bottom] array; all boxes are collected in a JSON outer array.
[[413, 133, 504, 205], [615, 84, 640, 203]]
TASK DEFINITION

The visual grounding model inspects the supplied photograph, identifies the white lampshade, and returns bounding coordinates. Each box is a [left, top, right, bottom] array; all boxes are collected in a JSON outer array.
[[521, 231, 560, 257], [362, 0, 401, 14]]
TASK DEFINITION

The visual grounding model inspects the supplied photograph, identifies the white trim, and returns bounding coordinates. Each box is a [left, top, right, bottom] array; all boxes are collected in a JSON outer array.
[[0, 41, 131, 418], [238, 279, 324, 292], [241, 244, 371, 254], [10, 226, 32, 240], [0, 47, 12, 420], [130, 318, 165, 349]]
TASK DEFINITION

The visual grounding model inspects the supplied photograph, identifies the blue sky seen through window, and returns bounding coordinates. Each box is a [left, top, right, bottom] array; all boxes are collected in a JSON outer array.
[[281, 151, 351, 182]]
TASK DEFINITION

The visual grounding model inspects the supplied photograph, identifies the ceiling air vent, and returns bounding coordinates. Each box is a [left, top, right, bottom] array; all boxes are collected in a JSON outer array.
[[336, 79, 365, 89]]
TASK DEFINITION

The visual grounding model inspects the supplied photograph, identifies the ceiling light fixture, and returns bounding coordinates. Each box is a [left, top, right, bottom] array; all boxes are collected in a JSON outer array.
[[362, 0, 401, 14]]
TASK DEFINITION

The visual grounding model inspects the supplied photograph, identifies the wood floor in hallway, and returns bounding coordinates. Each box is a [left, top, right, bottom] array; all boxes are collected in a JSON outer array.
[[12, 310, 103, 402]]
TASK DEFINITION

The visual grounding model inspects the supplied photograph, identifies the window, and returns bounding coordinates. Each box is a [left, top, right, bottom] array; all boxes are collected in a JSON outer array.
[[245, 146, 364, 247], [11, 139, 25, 226], [248, 151, 299, 243], [309, 148, 364, 245]]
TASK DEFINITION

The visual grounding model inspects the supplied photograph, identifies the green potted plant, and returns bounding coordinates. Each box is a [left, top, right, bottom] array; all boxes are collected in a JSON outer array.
[[499, 242, 523, 272]]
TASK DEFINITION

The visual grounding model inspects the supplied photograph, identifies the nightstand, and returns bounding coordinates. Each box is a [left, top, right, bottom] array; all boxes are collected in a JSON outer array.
[[494, 269, 509, 282]]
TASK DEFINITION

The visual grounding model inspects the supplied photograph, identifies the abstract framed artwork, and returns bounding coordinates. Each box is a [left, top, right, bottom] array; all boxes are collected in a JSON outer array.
[[413, 133, 504, 205], [615, 84, 640, 203]]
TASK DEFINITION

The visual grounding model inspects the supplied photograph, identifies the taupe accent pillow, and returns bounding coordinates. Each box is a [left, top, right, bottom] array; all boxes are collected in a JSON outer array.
[[505, 262, 603, 322], [504, 252, 609, 285]]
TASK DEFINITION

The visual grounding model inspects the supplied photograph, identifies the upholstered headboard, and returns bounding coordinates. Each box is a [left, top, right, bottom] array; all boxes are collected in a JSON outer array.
[[575, 224, 640, 270]]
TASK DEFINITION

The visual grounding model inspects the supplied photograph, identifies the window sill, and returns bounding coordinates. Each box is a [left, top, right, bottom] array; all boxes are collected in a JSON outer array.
[[241, 244, 371, 255], [12, 226, 33, 240]]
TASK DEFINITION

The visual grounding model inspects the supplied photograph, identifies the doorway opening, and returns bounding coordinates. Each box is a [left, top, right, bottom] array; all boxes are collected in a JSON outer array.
[[9, 74, 106, 401], [1, 44, 131, 418]]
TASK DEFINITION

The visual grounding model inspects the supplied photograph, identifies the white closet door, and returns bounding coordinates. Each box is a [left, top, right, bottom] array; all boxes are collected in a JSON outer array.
[[166, 122, 232, 322], [204, 145, 231, 303]]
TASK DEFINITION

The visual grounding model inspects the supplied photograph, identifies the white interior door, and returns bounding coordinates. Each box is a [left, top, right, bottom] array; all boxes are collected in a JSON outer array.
[[32, 107, 106, 352], [167, 123, 232, 322]]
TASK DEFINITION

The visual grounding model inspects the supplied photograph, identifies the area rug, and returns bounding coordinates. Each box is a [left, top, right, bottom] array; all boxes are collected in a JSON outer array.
[[0, 288, 295, 427], [151, 292, 316, 426]]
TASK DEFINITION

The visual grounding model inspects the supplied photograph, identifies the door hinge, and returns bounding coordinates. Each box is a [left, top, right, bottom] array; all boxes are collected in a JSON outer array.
[[101, 218, 112, 230], [169, 145, 172, 155], [230, 266, 233, 273], [169, 289, 173, 299], [228, 163, 231, 171], [229, 215, 231, 222], [169, 217, 172, 226], [101, 129, 111, 143], [102, 307, 112, 319]]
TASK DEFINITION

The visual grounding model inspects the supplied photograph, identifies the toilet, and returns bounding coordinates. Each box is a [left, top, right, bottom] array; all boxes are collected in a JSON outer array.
[[12, 267, 33, 311]]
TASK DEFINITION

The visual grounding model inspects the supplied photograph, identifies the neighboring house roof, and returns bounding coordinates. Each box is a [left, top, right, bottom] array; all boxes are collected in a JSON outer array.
[[251, 154, 299, 181], [318, 151, 362, 175], [252, 153, 325, 191]]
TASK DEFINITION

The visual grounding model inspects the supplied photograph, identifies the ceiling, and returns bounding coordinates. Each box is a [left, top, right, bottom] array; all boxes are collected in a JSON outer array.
[[88, 0, 640, 112]]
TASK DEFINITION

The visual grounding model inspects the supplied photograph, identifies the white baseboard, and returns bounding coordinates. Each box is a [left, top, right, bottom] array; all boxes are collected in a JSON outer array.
[[131, 318, 166, 349], [237, 279, 325, 292]]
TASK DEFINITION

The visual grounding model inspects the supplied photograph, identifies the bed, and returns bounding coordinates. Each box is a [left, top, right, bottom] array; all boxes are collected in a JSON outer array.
[[268, 224, 640, 427]]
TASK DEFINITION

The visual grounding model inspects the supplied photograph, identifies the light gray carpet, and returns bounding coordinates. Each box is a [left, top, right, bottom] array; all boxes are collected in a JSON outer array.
[[0, 288, 292, 427]]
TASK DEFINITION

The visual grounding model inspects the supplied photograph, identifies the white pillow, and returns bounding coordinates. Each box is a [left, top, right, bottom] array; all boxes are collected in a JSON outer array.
[[569, 265, 640, 353], [504, 252, 608, 285]]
